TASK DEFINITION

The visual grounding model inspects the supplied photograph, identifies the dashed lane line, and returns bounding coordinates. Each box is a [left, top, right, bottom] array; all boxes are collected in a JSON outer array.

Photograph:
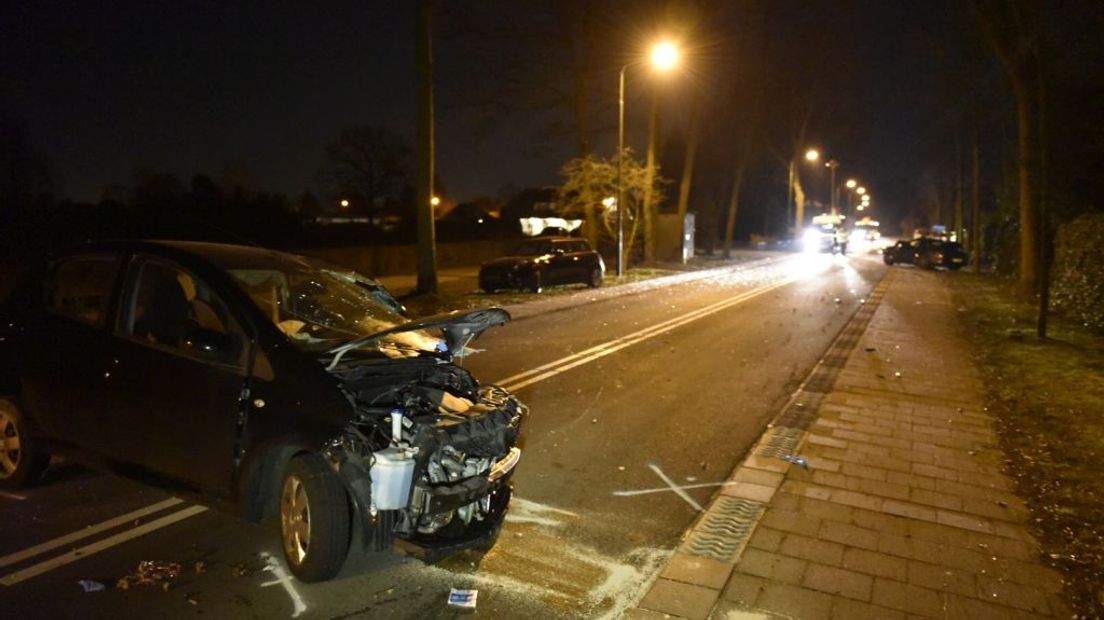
[[0, 504, 206, 586]]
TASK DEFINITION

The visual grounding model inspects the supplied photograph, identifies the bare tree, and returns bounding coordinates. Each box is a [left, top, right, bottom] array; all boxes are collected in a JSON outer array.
[[415, 0, 437, 294], [318, 126, 412, 212]]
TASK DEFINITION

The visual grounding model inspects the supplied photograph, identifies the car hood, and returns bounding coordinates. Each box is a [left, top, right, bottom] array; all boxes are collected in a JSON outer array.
[[325, 307, 511, 368]]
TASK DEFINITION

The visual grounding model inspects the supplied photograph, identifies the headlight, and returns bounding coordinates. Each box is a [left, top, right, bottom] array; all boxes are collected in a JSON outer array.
[[803, 229, 821, 251]]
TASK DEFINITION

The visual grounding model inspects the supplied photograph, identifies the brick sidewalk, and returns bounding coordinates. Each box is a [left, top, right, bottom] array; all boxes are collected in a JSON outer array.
[[631, 268, 1069, 619]]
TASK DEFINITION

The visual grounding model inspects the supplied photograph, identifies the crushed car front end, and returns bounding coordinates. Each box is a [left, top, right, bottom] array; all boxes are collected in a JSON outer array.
[[322, 356, 527, 560]]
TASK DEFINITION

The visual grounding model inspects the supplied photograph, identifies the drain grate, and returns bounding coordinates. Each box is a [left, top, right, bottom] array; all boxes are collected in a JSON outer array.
[[755, 426, 804, 458], [683, 497, 766, 561], [774, 391, 823, 429]]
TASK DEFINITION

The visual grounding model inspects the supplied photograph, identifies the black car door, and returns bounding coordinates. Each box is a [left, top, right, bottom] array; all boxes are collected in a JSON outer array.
[[105, 256, 249, 494], [547, 241, 576, 284], [18, 254, 121, 454]]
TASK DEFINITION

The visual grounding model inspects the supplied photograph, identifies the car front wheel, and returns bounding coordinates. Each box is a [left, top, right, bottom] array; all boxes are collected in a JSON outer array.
[[0, 398, 49, 490], [527, 271, 543, 294], [279, 454, 351, 582]]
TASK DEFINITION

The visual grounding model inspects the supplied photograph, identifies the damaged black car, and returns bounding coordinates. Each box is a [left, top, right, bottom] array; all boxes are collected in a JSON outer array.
[[0, 240, 527, 581]]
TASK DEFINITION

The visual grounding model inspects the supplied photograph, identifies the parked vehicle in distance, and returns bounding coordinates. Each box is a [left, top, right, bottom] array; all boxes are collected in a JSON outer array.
[[479, 236, 604, 293], [883, 238, 968, 270], [0, 240, 528, 581]]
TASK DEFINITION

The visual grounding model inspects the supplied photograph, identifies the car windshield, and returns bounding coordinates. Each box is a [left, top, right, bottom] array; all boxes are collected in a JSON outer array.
[[225, 258, 441, 357], [511, 241, 555, 256]]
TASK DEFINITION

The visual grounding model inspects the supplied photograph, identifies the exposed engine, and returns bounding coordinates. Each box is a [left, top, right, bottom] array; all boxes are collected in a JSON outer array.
[[321, 357, 527, 552]]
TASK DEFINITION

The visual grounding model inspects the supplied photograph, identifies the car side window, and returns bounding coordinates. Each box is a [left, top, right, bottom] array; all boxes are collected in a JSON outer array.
[[122, 259, 246, 366], [44, 256, 119, 327]]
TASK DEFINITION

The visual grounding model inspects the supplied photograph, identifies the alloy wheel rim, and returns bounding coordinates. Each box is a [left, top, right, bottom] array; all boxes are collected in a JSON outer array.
[[0, 409, 20, 478], [280, 474, 311, 565]]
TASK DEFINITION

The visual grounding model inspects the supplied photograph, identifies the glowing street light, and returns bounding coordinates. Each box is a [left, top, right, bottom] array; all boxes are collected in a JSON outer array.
[[616, 40, 681, 276], [805, 149, 820, 163], [856, 186, 866, 195], [340, 199, 350, 208], [430, 196, 441, 206], [846, 179, 857, 189], [790, 148, 821, 236]]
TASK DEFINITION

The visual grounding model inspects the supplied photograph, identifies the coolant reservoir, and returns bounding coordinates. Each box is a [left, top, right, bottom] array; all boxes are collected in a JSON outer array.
[[370, 448, 416, 510]]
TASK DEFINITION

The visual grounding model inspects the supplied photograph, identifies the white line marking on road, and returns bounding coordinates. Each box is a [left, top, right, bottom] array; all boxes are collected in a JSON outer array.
[[496, 277, 797, 392], [260, 552, 307, 618], [647, 463, 704, 512], [0, 497, 184, 569], [0, 491, 26, 501], [505, 497, 580, 527], [0, 504, 206, 586], [612, 480, 741, 497]]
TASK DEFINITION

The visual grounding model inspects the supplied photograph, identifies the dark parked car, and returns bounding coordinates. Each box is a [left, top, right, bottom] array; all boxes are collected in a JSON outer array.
[[0, 240, 527, 581], [883, 238, 967, 270], [479, 237, 604, 293]]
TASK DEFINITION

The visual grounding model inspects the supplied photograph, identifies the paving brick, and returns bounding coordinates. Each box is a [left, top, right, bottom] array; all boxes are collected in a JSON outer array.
[[780, 480, 832, 502], [912, 462, 959, 481], [877, 533, 944, 564], [887, 447, 936, 465], [733, 467, 785, 489], [800, 497, 855, 523], [811, 470, 861, 491], [881, 499, 939, 522], [735, 549, 807, 585], [802, 563, 874, 601], [807, 433, 848, 449], [859, 479, 912, 502], [805, 456, 841, 472], [994, 557, 1064, 592], [620, 609, 671, 620], [851, 508, 911, 537], [661, 553, 736, 590], [818, 520, 880, 551], [721, 481, 777, 504], [833, 429, 873, 444], [755, 584, 833, 620], [906, 560, 976, 597], [839, 547, 908, 584], [830, 598, 906, 620], [721, 572, 767, 606], [858, 452, 912, 473], [742, 454, 790, 473], [944, 595, 1051, 620], [905, 519, 971, 548], [747, 526, 783, 553], [887, 470, 937, 490], [758, 508, 821, 538], [909, 487, 963, 512], [976, 574, 1052, 613], [839, 462, 888, 481], [871, 577, 946, 617], [779, 533, 845, 566], [639, 578, 720, 620], [937, 510, 995, 535], [960, 495, 1021, 521], [831, 489, 885, 512]]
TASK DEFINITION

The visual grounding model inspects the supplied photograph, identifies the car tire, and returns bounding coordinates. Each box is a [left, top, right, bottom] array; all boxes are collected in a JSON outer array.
[[279, 454, 351, 582], [527, 271, 543, 294], [586, 268, 602, 288], [883, 255, 894, 265], [0, 398, 50, 490]]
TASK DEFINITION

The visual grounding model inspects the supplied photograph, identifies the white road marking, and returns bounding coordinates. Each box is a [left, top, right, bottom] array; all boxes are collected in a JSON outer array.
[[0, 497, 184, 569], [260, 552, 307, 618], [0, 491, 26, 501], [0, 504, 206, 585], [612, 480, 742, 497], [505, 497, 580, 527], [496, 277, 798, 392], [647, 463, 704, 512]]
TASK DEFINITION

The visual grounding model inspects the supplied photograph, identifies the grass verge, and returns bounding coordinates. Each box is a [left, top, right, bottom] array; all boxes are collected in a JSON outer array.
[[950, 273, 1104, 617]]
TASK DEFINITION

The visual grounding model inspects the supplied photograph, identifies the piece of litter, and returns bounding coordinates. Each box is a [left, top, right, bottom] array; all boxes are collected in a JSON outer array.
[[617, 465, 625, 471], [591, 418, 597, 424], [448, 588, 478, 609], [864, 347, 876, 352], [894, 371, 902, 377], [78, 580, 105, 592], [194, 561, 206, 574], [780, 454, 809, 469], [834, 298, 841, 304]]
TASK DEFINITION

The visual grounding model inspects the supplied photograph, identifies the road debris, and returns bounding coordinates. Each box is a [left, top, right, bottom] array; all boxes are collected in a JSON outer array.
[[448, 588, 478, 609], [780, 454, 810, 469], [116, 560, 182, 590], [77, 579, 105, 592]]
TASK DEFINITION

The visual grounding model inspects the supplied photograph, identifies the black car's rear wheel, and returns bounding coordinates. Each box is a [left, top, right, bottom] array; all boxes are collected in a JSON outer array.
[[0, 398, 49, 490], [587, 268, 602, 288], [279, 455, 350, 582]]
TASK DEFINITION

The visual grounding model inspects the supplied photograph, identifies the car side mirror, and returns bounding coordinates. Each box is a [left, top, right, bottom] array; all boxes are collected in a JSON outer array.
[[183, 327, 242, 363]]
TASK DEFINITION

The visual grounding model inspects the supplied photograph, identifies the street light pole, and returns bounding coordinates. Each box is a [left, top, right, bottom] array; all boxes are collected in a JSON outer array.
[[616, 64, 627, 277], [826, 159, 839, 215]]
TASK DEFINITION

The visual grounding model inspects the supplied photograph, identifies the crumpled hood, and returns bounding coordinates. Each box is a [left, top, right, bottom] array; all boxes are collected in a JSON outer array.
[[326, 308, 510, 367]]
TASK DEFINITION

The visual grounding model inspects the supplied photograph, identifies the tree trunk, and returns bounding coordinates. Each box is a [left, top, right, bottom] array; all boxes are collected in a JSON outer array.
[[971, 138, 982, 271], [1012, 73, 1038, 295], [415, 0, 437, 294], [722, 165, 745, 259]]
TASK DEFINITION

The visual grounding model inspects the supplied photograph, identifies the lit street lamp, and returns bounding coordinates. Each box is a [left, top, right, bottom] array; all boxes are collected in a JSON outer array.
[[616, 40, 680, 276], [825, 159, 840, 215]]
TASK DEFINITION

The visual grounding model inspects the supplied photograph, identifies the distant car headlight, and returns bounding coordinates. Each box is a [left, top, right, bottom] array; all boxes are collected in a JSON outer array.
[[803, 229, 821, 252]]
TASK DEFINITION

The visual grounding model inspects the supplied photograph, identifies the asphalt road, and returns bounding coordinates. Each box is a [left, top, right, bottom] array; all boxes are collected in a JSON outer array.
[[1, 251, 886, 619]]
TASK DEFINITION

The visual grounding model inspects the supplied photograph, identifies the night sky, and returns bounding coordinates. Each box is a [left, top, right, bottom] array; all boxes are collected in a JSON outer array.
[[4, 1, 979, 227]]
